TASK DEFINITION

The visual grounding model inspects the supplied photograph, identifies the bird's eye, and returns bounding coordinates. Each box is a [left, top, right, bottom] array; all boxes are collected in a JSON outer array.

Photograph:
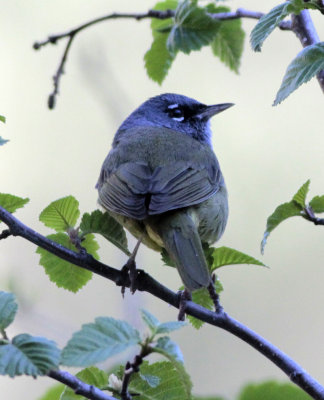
[[167, 105, 185, 121]]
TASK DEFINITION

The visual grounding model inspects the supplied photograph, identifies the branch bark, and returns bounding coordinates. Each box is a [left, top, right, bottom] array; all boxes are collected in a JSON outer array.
[[291, 9, 324, 93], [1, 205, 324, 399], [33, 7, 291, 109], [49, 369, 117, 400]]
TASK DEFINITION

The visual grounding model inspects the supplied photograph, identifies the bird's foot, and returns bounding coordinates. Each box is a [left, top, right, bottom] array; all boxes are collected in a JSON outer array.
[[207, 280, 223, 314], [120, 260, 138, 296], [121, 238, 142, 296], [177, 289, 192, 321]]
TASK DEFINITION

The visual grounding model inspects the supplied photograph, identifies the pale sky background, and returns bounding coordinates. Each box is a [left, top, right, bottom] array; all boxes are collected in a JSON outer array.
[[1, 1, 324, 399]]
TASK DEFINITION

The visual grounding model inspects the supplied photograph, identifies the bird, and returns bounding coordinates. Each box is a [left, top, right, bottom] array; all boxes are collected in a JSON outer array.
[[96, 93, 233, 312]]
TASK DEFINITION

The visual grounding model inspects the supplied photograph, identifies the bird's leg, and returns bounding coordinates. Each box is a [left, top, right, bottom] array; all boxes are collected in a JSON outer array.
[[177, 289, 192, 321], [207, 274, 223, 314], [121, 237, 142, 295]]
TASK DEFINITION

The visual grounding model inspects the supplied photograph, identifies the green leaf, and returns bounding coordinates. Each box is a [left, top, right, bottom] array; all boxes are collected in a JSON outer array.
[[139, 373, 161, 388], [274, 42, 324, 105], [153, 336, 184, 363], [126, 361, 192, 400], [155, 321, 186, 335], [39, 196, 80, 232], [0, 291, 18, 330], [81, 233, 100, 259], [211, 19, 245, 73], [0, 334, 60, 377], [261, 201, 302, 254], [207, 5, 245, 73], [61, 366, 108, 400], [309, 195, 324, 213], [80, 210, 129, 255], [141, 309, 160, 332], [144, 0, 177, 84], [144, 33, 175, 84], [211, 246, 266, 271], [188, 287, 214, 329], [0, 137, 8, 146], [37, 384, 65, 400], [238, 380, 312, 400], [167, 0, 221, 54], [292, 179, 310, 207], [36, 233, 95, 292], [0, 193, 29, 214], [0, 115, 6, 123], [141, 309, 186, 336], [250, 1, 304, 52], [61, 317, 140, 367]]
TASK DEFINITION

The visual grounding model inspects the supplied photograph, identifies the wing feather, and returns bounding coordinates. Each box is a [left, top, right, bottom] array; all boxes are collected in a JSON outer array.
[[98, 159, 223, 220]]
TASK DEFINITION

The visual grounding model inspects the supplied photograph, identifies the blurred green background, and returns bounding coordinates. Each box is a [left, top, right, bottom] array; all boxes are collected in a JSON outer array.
[[1, 0, 324, 398]]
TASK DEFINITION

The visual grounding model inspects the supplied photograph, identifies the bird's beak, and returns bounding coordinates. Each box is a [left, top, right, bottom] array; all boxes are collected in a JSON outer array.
[[198, 103, 234, 120]]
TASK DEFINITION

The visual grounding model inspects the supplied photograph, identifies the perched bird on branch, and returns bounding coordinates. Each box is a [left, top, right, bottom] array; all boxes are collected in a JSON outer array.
[[97, 93, 233, 316]]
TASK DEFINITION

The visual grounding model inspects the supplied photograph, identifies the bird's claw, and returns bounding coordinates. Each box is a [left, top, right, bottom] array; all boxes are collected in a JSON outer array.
[[120, 259, 139, 296]]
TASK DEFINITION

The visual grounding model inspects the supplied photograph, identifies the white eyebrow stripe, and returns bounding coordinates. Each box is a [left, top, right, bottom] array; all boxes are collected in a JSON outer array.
[[168, 103, 179, 109], [172, 116, 184, 121]]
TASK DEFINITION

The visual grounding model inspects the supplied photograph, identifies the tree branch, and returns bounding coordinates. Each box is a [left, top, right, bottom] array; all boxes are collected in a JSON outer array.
[[209, 7, 292, 30], [291, 9, 324, 93], [48, 369, 117, 400], [1, 206, 324, 399], [33, 7, 291, 109], [33, 10, 174, 109], [303, 206, 324, 225], [120, 347, 150, 400]]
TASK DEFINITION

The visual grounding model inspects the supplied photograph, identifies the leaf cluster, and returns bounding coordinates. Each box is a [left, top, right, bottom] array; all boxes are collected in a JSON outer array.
[[0, 291, 193, 400], [36, 196, 129, 292], [261, 180, 324, 253], [144, 0, 245, 84], [0, 292, 60, 377], [250, 0, 324, 103], [0, 291, 311, 400]]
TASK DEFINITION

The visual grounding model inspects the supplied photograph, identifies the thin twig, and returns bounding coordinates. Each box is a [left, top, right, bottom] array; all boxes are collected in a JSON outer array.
[[33, 10, 174, 108], [291, 9, 324, 93], [47, 35, 75, 109], [49, 369, 116, 400], [1, 206, 324, 399], [33, 7, 291, 109], [210, 7, 292, 30], [121, 353, 147, 400]]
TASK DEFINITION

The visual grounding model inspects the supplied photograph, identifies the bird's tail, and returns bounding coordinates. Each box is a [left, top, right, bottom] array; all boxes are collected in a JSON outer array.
[[153, 211, 211, 291]]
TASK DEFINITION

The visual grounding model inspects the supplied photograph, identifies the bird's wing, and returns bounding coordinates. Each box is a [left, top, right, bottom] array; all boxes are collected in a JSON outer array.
[[97, 162, 151, 220], [148, 160, 222, 214], [97, 156, 223, 220]]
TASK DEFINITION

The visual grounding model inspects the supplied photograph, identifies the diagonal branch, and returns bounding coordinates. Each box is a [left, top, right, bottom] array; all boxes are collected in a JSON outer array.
[[1, 205, 324, 399], [49, 369, 117, 400]]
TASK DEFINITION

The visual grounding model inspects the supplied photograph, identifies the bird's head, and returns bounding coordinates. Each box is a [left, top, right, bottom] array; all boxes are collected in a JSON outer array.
[[117, 93, 234, 146]]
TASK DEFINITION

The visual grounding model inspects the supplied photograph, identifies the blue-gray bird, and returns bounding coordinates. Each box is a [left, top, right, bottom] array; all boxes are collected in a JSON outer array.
[[96, 93, 233, 293]]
